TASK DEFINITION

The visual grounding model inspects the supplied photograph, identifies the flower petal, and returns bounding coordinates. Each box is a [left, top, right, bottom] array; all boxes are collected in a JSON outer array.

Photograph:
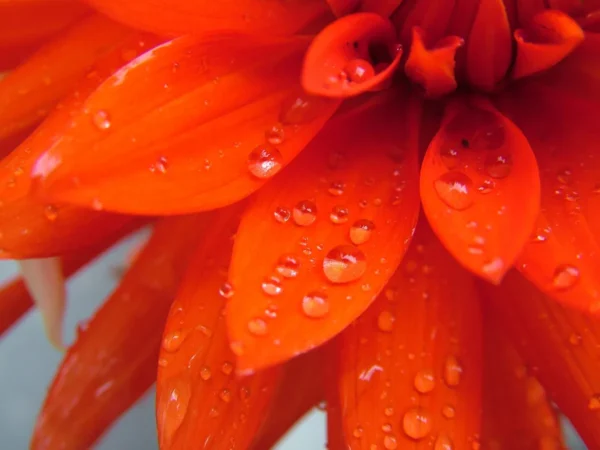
[[483, 271, 600, 449], [360, 0, 403, 17], [87, 0, 330, 36], [335, 222, 482, 449], [229, 93, 422, 372], [392, 0, 456, 43], [302, 13, 402, 98], [156, 205, 280, 450], [31, 215, 207, 450], [420, 99, 540, 284], [32, 34, 339, 214], [482, 315, 565, 449]]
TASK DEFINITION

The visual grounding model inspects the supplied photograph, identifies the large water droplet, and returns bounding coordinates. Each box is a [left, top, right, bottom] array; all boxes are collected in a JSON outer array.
[[302, 291, 329, 318], [293, 200, 317, 226], [330, 205, 349, 224], [158, 378, 191, 446], [414, 369, 435, 394], [247, 318, 268, 336], [247, 143, 283, 179], [92, 110, 111, 130], [434, 172, 474, 211], [484, 153, 512, 179], [275, 254, 300, 278], [261, 276, 283, 296], [402, 407, 432, 440], [443, 355, 463, 387], [349, 219, 375, 245], [552, 264, 580, 290], [344, 59, 375, 84], [377, 310, 395, 332], [162, 330, 184, 352], [323, 245, 367, 283], [273, 206, 291, 223]]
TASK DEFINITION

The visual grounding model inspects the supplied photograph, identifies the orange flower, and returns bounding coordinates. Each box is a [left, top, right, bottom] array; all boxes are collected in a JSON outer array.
[[1, 0, 600, 448]]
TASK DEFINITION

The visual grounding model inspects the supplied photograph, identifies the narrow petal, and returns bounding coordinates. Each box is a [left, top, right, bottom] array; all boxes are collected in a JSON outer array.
[[302, 13, 402, 98], [483, 271, 600, 449], [31, 34, 339, 214], [156, 204, 280, 449], [465, 0, 512, 91], [86, 0, 330, 36], [0, 219, 142, 337], [482, 315, 565, 449], [18, 258, 65, 349], [0, 15, 135, 144], [392, 0, 456, 43], [513, 10, 584, 80], [31, 215, 207, 450], [420, 99, 540, 284], [228, 92, 422, 372], [335, 222, 482, 449]]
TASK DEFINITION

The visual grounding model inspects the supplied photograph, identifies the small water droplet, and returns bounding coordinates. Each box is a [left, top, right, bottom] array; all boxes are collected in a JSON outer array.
[[293, 200, 317, 226], [414, 369, 435, 394], [588, 394, 600, 410], [261, 276, 283, 296], [377, 310, 395, 332], [434, 172, 474, 210], [273, 206, 291, 223], [280, 93, 323, 124], [443, 355, 463, 387], [569, 333, 582, 346], [219, 282, 235, 299], [552, 264, 580, 290], [275, 254, 300, 278], [344, 59, 375, 84], [247, 318, 268, 336], [381, 423, 392, 433], [220, 389, 232, 403], [221, 361, 233, 375], [150, 156, 168, 174], [302, 291, 329, 318], [247, 143, 283, 179], [162, 330, 184, 352], [265, 124, 285, 145], [556, 169, 573, 185], [330, 205, 349, 224], [384, 407, 394, 417], [44, 205, 59, 221], [477, 179, 495, 194], [328, 181, 345, 196], [353, 426, 364, 438], [383, 435, 398, 449], [323, 245, 367, 283], [92, 110, 111, 130], [434, 434, 454, 450], [484, 153, 512, 179], [200, 366, 211, 381], [439, 145, 460, 170], [442, 404, 455, 419], [349, 219, 375, 245], [402, 407, 432, 440], [158, 358, 168, 368]]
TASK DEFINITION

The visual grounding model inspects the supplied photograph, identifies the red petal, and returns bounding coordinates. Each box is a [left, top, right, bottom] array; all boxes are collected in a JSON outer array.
[[156, 205, 280, 449], [392, 0, 456, 44], [483, 271, 600, 449], [31, 214, 207, 450], [420, 99, 540, 284], [87, 0, 330, 36], [302, 13, 402, 98], [513, 10, 584, 80], [326, 0, 360, 17], [335, 222, 482, 448], [482, 314, 565, 449], [465, 0, 512, 91], [0, 15, 134, 145], [360, 0, 403, 17], [228, 93, 421, 372], [515, 0, 547, 24], [31, 34, 339, 214]]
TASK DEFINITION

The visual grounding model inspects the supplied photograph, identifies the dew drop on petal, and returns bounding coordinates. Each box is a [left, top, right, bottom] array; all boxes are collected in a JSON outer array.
[[414, 369, 435, 394], [92, 110, 111, 130], [280, 93, 323, 124], [293, 200, 318, 226], [220, 389, 232, 403], [588, 394, 600, 410], [377, 310, 395, 332], [328, 181, 345, 196], [275, 254, 300, 278], [247, 318, 268, 336], [330, 205, 350, 224], [443, 355, 463, 387], [402, 407, 432, 440], [477, 179, 495, 194], [158, 378, 190, 446], [219, 281, 234, 299], [265, 123, 285, 145], [442, 404, 455, 419], [345, 58, 375, 84], [323, 245, 367, 283], [273, 206, 291, 223], [353, 426, 364, 438], [434, 434, 454, 450], [200, 366, 211, 381], [261, 276, 283, 296], [302, 291, 329, 318], [247, 143, 283, 179], [221, 361, 233, 375], [434, 172, 474, 211], [569, 333, 582, 346], [439, 145, 460, 170], [383, 435, 398, 449], [44, 205, 59, 221], [162, 330, 184, 352], [349, 219, 375, 245], [484, 153, 512, 179], [552, 264, 580, 290]]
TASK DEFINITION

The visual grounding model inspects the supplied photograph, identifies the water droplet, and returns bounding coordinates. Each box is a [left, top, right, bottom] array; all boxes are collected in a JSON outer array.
[[265, 124, 285, 145], [383, 435, 398, 449], [158, 358, 168, 368], [230, 341, 244, 355], [434, 434, 454, 450], [588, 394, 600, 410], [552, 264, 580, 290], [261, 276, 283, 296], [275, 254, 300, 278], [158, 378, 190, 446], [442, 404, 455, 419], [208, 407, 219, 418], [293, 200, 317, 226], [414, 369, 435, 394], [330, 206, 349, 224], [280, 93, 323, 124], [323, 245, 367, 283], [220, 389, 232, 403], [221, 361, 233, 375], [484, 153, 512, 179], [402, 407, 432, 440], [150, 156, 168, 174], [247, 143, 283, 179], [434, 172, 474, 211], [162, 330, 184, 352], [92, 110, 111, 130], [443, 355, 463, 387], [344, 59, 375, 84], [556, 169, 573, 185], [477, 179, 494, 194], [273, 206, 291, 223], [247, 318, 268, 336], [384, 407, 394, 417], [569, 333, 582, 346], [200, 366, 211, 381], [328, 181, 345, 196], [377, 310, 395, 332], [302, 291, 329, 318], [353, 426, 364, 438], [439, 145, 460, 170], [349, 219, 375, 245], [239, 386, 251, 400], [219, 281, 235, 299], [381, 423, 392, 433], [44, 205, 59, 221]]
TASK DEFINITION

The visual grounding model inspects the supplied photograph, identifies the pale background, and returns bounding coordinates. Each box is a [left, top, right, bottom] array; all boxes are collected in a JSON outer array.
[[0, 230, 587, 449]]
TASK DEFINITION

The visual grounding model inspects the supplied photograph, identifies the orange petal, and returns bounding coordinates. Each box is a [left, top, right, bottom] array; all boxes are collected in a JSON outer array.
[[482, 271, 600, 449], [420, 99, 540, 284], [228, 93, 422, 372], [87, 0, 330, 36], [335, 222, 482, 449], [496, 74, 600, 312], [31, 34, 339, 214], [482, 313, 565, 449], [302, 13, 402, 98], [465, 0, 512, 91], [513, 10, 584, 80], [0, 15, 134, 145], [156, 204, 280, 449], [404, 27, 464, 98], [31, 214, 208, 450], [0, 219, 142, 337]]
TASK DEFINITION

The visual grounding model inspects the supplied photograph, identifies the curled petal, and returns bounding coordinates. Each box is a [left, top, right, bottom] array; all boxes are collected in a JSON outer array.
[[302, 13, 402, 98], [31, 34, 339, 214], [18, 257, 65, 350], [335, 223, 482, 449], [513, 10, 584, 80], [31, 215, 208, 450], [228, 93, 421, 372], [420, 99, 540, 284]]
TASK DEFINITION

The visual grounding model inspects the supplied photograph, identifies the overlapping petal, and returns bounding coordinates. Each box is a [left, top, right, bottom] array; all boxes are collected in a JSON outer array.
[[228, 92, 421, 372]]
